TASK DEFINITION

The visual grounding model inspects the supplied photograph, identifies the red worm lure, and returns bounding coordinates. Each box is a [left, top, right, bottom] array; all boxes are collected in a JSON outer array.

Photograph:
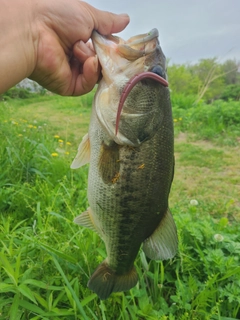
[[115, 72, 169, 135]]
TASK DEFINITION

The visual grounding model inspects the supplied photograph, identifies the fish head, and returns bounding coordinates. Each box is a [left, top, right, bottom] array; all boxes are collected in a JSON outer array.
[[92, 28, 167, 84], [92, 29, 169, 146]]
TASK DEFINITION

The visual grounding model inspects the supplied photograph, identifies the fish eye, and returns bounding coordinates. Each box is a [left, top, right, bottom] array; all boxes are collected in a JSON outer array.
[[150, 65, 165, 78]]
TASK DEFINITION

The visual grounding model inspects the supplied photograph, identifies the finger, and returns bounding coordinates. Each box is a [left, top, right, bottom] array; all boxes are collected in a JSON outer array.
[[80, 2, 130, 36], [73, 40, 95, 64], [93, 12, 130, 35], [72, 55, 100, 96]]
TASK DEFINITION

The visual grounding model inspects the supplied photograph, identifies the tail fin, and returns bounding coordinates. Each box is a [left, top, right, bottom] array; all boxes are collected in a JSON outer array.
[[88, 260, 138, 300]]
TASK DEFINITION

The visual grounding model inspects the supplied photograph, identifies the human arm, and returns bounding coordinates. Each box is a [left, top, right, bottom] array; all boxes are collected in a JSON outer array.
[[0, 0, 129, 95]]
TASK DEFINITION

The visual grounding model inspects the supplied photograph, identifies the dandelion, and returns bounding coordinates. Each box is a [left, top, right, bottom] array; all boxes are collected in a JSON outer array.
[[33, 126, 37, 129], [190, 199, 198, 206], [51, 152, 59, 157], [54, 134, 60, 138], [12, 121, 18, 125], [179, 117, 182, 121], [58, 139, 64, 143], [65, 151, 70, 155], [214, 234, 224, 242], [66, 141, 71, 146], [173, 119, 178, 122], [28, 124, 33, 128]]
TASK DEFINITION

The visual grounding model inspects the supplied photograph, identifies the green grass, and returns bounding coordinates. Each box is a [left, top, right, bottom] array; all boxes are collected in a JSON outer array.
[[0, 94, 240, 319], [172, 97, 240, 146]]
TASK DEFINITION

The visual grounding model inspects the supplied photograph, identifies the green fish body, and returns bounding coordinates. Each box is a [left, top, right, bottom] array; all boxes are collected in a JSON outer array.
[[71, 29, 177, 300]]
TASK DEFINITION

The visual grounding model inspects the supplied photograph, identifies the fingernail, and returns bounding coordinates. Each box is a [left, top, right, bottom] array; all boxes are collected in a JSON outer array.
[[77, 40, 93, 56], [119, 13, 130, 20]]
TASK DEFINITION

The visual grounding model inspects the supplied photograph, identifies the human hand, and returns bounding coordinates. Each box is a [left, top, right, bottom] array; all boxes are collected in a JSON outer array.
[[29, 0, 129, 95]]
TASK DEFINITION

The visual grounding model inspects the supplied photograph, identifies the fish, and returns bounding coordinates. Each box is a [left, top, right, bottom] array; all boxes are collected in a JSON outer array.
[[71, 28, 178, 300]]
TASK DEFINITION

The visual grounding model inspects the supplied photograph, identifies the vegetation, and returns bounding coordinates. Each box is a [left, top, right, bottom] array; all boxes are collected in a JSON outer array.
[[0, 58, 240, 319], [168, 58, 240, 103]]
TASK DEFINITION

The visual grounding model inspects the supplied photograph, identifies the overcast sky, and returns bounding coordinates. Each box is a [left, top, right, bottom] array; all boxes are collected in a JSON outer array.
[[87, 0, 240, 65]]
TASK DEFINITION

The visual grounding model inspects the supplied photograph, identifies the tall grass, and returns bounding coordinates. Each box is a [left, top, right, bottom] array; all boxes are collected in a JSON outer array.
[[0, 95, 240, 319], [172, 95, 240, 145]]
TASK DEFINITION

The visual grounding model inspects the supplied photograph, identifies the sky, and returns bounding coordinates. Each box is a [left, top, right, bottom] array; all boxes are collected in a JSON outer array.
[[87, 0, 240, 65]]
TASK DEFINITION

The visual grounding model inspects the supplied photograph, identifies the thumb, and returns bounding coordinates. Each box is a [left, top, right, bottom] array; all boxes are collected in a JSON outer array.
[[82, 2, 130, 35]]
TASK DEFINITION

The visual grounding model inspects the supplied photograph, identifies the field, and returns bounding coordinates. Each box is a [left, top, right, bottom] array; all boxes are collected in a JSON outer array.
[[0, 93, 240, 320]]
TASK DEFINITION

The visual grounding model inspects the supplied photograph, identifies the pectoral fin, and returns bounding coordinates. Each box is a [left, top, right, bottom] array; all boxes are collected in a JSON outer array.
[[74, 207, 101, 237], [98, 141, 120, 184], [143, 209, 178, 260], [71, 133, 90, 169]]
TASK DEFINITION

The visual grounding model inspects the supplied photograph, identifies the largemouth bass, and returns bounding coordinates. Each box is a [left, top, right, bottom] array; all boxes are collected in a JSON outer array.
[[71, 28, 177, 300]]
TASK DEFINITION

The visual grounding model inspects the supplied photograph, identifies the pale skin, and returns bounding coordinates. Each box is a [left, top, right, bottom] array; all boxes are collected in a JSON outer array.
[[0, 0, 130, 95]]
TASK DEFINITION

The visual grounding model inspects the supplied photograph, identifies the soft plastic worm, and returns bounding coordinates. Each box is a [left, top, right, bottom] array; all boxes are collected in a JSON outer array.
[[115, 72, 169, 135]]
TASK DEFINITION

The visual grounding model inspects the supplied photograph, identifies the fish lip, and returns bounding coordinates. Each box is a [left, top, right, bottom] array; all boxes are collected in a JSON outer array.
[[125, 28, 159, 46], [92, 28, 159, 53]]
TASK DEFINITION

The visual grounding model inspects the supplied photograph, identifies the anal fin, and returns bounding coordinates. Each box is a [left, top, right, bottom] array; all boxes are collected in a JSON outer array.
[[143, 209, 178, 260], [74, 207, 101, 237]]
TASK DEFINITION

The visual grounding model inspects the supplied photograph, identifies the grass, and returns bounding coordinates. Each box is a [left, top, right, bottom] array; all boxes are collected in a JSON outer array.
[[0, 93, 240, 319]]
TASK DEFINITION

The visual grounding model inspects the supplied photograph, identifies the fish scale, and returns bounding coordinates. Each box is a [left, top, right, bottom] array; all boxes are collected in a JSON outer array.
[[71, 28, 178, 300]]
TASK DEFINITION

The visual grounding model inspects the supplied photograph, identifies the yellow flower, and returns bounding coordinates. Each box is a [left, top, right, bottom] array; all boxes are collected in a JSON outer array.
[[51, 152, 58, 157], [18, 134, 23, 137], [28, 124, 33, 128], [54, 135, 60, 139], [65, 151, 70, 155], [174, 119, 178, 122], [58, 139, 64, 143], [33, 126, 37, 129], [179, 117, 182, 121], [66, 142, 71, 146]]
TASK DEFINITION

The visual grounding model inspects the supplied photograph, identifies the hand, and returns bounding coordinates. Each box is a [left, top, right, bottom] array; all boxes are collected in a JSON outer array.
[[0, 0, 129, 95], [30, 1, 129, 95]]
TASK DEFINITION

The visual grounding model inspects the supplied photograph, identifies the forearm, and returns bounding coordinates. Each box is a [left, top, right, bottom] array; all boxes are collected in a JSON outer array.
[[0, 0, 36, 94]]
